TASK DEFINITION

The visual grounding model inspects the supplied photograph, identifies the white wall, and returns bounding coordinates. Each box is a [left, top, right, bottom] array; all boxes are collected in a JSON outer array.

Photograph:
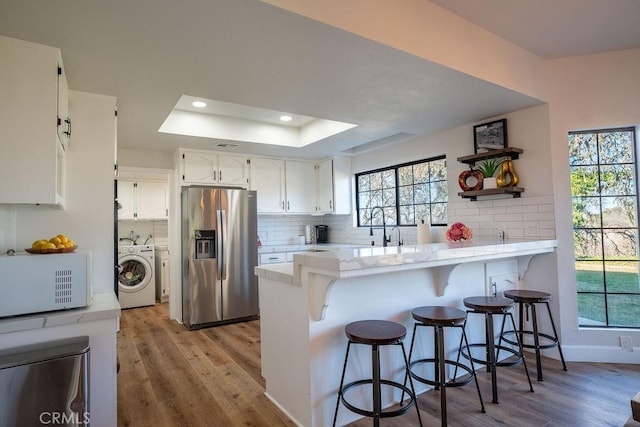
[[547, 48, 640, 361], [350, 103, 554, 242], [13, 90, 117, 294], [118, 148, 173, 169]]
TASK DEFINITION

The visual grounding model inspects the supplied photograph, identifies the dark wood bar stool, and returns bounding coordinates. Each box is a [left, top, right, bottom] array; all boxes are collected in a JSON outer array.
[[461, 296, 534, 404], [501, 289, 567, 381], [332, 320, 422, 427], [404, 306, 485, 426]]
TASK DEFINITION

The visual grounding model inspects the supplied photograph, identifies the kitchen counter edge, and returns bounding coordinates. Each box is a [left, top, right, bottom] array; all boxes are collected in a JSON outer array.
[[0, 291, 121, 335]]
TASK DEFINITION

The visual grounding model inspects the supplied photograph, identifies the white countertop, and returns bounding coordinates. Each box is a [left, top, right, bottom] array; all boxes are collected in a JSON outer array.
[[0, 291, 121, 335], [256, 239, 558, 283], [258, 243, 365, 254]]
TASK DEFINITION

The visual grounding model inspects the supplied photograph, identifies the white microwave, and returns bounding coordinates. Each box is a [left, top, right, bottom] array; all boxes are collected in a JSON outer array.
[[0, 251, 91, 317]]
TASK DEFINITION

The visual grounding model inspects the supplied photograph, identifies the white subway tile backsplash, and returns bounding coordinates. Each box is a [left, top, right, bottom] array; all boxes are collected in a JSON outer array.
[[449, 193, 555, 241], [522, 212, 555, 221], [257, 193, 556, 246]]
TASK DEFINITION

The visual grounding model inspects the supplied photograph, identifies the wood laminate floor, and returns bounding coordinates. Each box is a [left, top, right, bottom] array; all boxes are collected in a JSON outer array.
[[117, 303, 640, 427]]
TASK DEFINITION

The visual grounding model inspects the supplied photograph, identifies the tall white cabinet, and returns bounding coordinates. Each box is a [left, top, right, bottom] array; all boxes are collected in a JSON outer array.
[[0, 35, 71, 206]]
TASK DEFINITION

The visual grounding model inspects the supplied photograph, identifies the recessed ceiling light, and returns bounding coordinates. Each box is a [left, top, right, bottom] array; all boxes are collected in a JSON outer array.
[[279, 115, 292, 122], [192, 101, 207, 108]]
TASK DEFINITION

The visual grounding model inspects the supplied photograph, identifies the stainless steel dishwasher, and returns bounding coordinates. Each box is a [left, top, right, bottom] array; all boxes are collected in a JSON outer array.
[[0, 336, 90, 427]]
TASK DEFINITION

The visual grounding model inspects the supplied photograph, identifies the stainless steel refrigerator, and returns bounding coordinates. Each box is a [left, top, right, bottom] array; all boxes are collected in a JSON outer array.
[[182, 186, 259, 329]]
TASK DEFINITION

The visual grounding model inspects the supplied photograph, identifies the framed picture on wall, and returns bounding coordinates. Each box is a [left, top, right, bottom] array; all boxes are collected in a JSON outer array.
[[473, 118, 507, 153]]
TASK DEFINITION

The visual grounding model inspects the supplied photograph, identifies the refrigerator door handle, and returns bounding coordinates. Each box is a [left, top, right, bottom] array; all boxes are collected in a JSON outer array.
[[218, 209, 227, 280]]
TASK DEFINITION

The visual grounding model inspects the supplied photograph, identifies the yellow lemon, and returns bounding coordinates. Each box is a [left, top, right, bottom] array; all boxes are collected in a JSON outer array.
[[57, 235, 69, 244], [43, 242, 56, 250], [49, 237, 61, 245], [64, 242, 75, 248], [68, 240, 76, 247], [32, 239, 47, 249]]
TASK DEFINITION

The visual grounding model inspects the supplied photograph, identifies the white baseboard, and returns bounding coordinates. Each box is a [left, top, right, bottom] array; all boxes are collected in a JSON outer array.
[[559, 344, 640, 364]]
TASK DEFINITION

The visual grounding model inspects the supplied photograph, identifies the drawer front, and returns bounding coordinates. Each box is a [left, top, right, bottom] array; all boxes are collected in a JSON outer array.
[[259, 253, 286, 264]]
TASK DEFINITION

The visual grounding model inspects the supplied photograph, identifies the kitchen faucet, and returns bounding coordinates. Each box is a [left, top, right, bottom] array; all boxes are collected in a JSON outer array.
[[391, 226, 403, 246], [369, 206, 390, 247]]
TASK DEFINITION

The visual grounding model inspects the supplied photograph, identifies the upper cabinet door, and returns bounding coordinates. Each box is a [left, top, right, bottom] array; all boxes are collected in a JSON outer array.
[[57, 61, 70, 151], [0, 36, 68, 206], [117, 180, 136, 220], [285, 160, 316, 213], [249, 157, 285, 213], [136, 181, 168, 219], [315, 159, 334, 213], [182, 151, 217, 184], [218, 154, 249, 187]]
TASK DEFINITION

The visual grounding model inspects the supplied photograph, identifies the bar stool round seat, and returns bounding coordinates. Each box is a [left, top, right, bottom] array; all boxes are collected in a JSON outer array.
[[333, 320, 422, 426], [502, 289, 567, 381], [405, 306, 485, 426], [462, 296, 534, 404]]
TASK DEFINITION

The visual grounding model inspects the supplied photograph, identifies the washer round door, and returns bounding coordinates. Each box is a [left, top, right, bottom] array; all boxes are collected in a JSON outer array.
[[118, 254, 153, 292]]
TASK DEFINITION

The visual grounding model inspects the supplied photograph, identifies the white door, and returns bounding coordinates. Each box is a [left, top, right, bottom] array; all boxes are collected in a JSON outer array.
[[285, 160, 316, 213], [137, 181, 168, 219], [316, 159, 334, 213], [218, 154, 249, 187], [250, 158, 285, 213], [117, 180, 136, 219], [183, 151, 217, 184]]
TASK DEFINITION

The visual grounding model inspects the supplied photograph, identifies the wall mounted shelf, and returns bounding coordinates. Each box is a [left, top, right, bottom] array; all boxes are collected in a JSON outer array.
[[457, 147, 524, 201], [457, 147, 523, 165], [458, 186, 524, 201]]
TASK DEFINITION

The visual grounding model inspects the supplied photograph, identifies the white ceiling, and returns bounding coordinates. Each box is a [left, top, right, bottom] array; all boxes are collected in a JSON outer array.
[[0, 0, 638, 160]]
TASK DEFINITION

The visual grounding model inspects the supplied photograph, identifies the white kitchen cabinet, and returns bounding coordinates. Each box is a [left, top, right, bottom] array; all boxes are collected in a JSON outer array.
[[330, 156, 353, 215], [181, 149, 249, 187], [314, 157, 352, 214], [117, 180, 168, 220], [218, 154, 250, 186], [285, 160, 316, 213], [0, 35, 70, 206], [315, 159, 334, 213], [155, 249, 170, 303], [259, 252, 287, 265], [249, 157, 286, 213]]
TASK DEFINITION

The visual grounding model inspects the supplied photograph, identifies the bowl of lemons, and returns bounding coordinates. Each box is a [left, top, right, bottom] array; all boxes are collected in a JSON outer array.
[[26, 234, 77, 254]]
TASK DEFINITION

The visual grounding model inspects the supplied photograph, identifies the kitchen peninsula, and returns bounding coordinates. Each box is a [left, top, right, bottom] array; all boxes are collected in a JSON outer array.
[[255, 239, 557, 426]]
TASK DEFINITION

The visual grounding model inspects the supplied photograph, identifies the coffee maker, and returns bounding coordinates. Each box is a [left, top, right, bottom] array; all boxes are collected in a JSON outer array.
[[314, 225, 328, 243]]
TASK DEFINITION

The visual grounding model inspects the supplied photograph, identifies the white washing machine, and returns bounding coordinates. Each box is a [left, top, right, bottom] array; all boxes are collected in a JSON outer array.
[[118, 244, 155, 309]]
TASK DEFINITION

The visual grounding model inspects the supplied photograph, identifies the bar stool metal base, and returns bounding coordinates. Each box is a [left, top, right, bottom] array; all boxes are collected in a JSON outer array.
[[332, 320, 423, 427], [404, 306, 485, 426], [462, 296, 534, 404], [502, 289, 568, 381]]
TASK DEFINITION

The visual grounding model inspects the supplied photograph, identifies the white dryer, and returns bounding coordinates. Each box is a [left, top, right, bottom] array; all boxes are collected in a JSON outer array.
[[118, 244, 155, 309]]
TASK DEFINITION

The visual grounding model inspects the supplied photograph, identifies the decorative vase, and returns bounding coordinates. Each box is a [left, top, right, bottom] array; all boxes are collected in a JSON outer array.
[[483, 177, 498, 189], [497, 158, 519, 187], [458, 169, 483, 191]]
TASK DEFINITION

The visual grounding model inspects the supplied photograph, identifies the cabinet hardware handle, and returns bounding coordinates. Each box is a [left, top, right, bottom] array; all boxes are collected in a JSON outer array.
[[282, 201, 285, 210], [287, 201, 290, 210], [330, 200, 333, 210], [65, 118, 71, 138], [214, 171, 217, 181], [219, 171, 222, 181]]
